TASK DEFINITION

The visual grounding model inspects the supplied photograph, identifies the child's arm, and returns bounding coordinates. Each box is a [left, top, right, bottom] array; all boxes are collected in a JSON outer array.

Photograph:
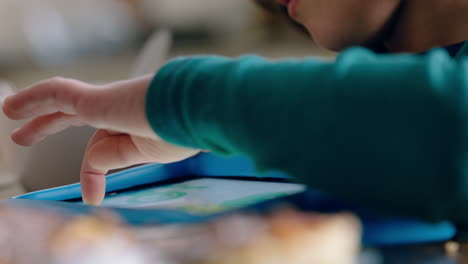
[[147, 48, 468, 222]]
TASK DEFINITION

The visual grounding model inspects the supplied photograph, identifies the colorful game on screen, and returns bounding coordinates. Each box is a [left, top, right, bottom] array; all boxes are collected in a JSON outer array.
[[101, 178, 306, 215]]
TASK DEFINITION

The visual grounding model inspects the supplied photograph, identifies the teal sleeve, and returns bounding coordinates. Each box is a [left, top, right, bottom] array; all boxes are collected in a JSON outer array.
[[146, 48, 468, 223]]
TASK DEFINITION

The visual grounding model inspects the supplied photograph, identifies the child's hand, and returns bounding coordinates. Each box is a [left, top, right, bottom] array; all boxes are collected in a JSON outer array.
[[2, 76, 200, 205]]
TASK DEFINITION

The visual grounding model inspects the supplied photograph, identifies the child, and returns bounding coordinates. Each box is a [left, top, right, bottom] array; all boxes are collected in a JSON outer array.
[[3, 0, 468, 223]]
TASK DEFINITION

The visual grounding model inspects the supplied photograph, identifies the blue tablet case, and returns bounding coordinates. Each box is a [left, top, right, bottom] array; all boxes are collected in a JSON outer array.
[[9, 153, 456, 246]]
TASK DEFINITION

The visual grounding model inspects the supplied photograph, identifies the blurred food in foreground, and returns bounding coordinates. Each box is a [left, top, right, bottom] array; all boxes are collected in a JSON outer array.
[[0, 206, 361, 264]]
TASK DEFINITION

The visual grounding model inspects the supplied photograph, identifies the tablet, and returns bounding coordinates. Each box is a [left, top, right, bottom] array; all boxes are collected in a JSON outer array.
[[10, 153, 456, 246]]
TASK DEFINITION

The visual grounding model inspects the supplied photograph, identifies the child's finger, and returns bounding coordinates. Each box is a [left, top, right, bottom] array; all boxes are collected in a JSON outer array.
[[11, 112, 84, 146], [80, 130, 112, 205], [2, 77, 87, 120], [80, 130, 153, 205]]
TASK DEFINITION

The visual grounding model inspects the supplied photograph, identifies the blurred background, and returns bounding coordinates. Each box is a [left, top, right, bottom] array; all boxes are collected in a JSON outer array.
[[0, 0, 335, 198]]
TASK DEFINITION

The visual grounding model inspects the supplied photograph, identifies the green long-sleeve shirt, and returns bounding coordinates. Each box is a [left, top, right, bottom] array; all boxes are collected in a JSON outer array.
[[146, 44, 468, 223]]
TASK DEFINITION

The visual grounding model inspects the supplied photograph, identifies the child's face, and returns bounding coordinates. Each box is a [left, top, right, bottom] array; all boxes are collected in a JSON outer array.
[[280, 0, 401, 51]]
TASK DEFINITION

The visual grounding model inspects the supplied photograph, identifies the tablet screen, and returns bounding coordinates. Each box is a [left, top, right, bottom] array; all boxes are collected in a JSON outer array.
[[101, 178, 305, 215]]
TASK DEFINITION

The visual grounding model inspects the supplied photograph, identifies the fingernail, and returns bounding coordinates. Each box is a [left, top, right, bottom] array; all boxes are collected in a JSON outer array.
[[0, 83, 14, 102], [0, 95, 11, 105], [82, 197, 102, 206]]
